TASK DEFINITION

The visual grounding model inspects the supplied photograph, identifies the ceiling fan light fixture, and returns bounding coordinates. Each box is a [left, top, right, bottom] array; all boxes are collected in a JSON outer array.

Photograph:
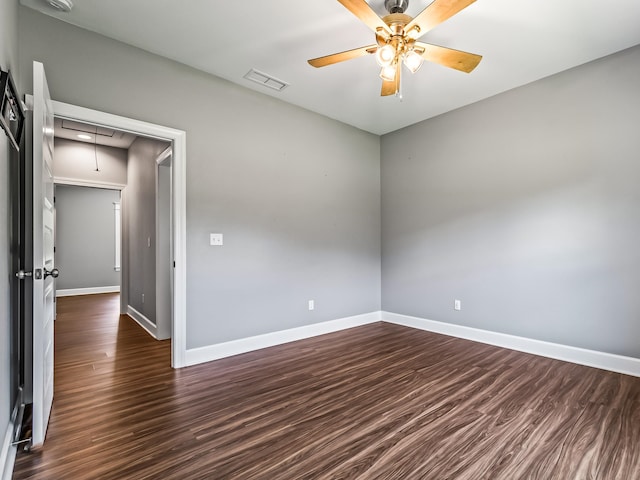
[[380, 64, 396, 82], [375, 44, 396, 67], [306, 0, 483, 98], [403, 50, 424, 74]]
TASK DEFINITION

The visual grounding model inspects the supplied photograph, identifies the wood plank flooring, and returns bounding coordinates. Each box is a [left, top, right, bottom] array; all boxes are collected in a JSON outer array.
[[13, 293, 640, 479]]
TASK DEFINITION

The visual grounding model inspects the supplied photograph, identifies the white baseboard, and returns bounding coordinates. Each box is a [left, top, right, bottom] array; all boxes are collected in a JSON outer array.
[[1, 421, 16, 480], [383, 311, 640, 378], [56, 286, 120, 297], [177, 307, 640, 377], [126, 305, 157, 339], [185, 311, 382, 367]]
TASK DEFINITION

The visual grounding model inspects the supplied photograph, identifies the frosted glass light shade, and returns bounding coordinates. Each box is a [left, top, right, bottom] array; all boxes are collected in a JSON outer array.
[[376, 44, 396, 67], [403, 50, 424, 73], [380, 64, 396, 81]]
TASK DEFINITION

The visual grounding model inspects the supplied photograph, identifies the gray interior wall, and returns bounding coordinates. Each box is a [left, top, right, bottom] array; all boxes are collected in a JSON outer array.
[[126, 137, 168, 325], [18, 7, 381, 349], [54, 137, 127, 185], [55, 185, 121, 290], [0, 0, 19, 470], [381, 45, 640, 358]]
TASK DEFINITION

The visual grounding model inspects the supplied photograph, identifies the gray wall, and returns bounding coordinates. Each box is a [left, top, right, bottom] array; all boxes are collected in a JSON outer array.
[[8, 0, 640, 404], [0, 0, 19, 472], [126, 137, 168, 324], [54, 137, 128, 185], [55, 185, 121, 290], [381, 45, 640, 358], [18, 7, 381, 349]]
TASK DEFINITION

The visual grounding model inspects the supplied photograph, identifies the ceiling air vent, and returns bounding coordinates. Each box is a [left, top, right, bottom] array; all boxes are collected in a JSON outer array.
[[243, 69, 289, 92]]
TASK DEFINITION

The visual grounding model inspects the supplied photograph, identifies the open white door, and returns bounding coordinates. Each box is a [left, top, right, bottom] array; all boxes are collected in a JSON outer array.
[[31, 61, 56, 447]]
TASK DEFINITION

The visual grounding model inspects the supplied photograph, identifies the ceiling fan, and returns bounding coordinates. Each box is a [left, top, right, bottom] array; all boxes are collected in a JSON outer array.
[[308, 0, 482, 96]]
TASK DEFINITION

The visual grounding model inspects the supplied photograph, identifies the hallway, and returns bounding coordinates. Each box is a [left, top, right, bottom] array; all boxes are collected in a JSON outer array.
[[13, 293, 174, 479]]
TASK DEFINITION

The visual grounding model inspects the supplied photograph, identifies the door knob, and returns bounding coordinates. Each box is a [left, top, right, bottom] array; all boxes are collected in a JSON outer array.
[[44, 268, 59, 279], [15, 270, 33, 280]]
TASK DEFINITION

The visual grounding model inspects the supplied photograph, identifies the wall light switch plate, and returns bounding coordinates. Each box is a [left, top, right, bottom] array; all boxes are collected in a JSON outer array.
[[210, 233, 223, 246], [308, 300, 315, 311], [454, 299, 461, 311]]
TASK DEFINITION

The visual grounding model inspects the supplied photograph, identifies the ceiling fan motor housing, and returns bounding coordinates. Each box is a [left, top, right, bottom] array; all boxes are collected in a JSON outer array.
[[384, 0, 409, 14]]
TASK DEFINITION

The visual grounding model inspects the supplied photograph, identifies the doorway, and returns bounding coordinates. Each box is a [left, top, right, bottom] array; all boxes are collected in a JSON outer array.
[[23, 64, 186, 451], [51, 100, 187, 368], [54, 183, 122, 295], [53, 120, 168, 343]]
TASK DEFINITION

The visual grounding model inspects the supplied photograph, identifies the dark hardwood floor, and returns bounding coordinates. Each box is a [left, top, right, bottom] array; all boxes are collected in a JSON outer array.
[[13, 293, 640, 479]]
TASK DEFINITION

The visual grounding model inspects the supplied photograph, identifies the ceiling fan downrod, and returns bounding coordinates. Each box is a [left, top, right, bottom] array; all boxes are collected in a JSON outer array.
[[384, 0, 409, 14]]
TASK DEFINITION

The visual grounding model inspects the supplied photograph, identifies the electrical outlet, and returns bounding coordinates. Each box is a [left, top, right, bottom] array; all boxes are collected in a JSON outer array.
[[210, 233, 223, 246], [308, 300, 314, 311], [454, 299, 461, 311]]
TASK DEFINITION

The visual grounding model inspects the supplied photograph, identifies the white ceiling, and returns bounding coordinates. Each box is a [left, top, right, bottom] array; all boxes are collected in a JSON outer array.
[[21, 0, 640, 135]]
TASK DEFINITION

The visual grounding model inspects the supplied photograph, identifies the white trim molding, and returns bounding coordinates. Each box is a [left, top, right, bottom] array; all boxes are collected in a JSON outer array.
[[383, 311, 640, 378], [54, 176, 126, 190], [166, 308, 640, 377], [1, 422, 16, 480], [127, 306, 158, 339], [185, 311, 382, 367], [156, 146, 172, 165], [56, 286, 120, 297], [113, 202, 121, 272]]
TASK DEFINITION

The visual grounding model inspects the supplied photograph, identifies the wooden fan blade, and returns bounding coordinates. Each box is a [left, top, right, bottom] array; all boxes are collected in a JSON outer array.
[[381, 79, 396, 96], [308, 45, 377, 68], [406, 0, 476, 39], [415, 42, 482, 73], [381, 61, 401, 96], [337, 0, 391, 34]]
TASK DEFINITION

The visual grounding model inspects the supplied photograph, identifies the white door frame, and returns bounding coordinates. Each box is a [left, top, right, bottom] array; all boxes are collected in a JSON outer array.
[[155, 146, 173, 340], [51, 100, 187, 368]]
